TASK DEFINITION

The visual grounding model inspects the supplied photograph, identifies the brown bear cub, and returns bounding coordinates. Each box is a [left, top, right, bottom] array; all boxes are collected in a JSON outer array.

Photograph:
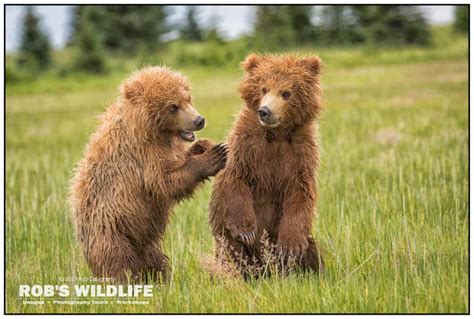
[[209, 54, 324, 277], [70, 66, 227, 281]]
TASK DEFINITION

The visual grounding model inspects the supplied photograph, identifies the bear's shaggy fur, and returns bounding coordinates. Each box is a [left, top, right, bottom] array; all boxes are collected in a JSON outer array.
[[209, 54, 324, 276], [70, 66, 227, 281]]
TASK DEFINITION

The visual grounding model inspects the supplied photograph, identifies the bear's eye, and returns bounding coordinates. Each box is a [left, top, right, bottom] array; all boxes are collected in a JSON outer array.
[[282, 91, 291, 99], [262, 87, 268, 95], [170, 105, 179, 113]]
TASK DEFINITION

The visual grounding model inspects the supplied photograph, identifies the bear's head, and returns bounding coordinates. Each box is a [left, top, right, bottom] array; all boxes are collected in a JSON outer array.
[[239, 54, 322, 129], [120, 66, 205, 142]]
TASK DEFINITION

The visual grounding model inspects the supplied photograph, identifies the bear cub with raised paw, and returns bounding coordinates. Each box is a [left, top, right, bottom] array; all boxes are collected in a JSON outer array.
[[70, 66, 227, 281]]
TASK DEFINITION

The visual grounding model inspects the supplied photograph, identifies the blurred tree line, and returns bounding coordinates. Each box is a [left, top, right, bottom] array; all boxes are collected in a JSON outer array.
[[254, 6, 433, 49], [454, 5, 469, 33], [17, 7, 51, 71], [10, 5, 469, 79]]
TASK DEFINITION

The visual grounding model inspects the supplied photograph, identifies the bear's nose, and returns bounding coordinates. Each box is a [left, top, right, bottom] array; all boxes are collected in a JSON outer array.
[[258, 106, 271, 121], [194, 116, 205, 130]]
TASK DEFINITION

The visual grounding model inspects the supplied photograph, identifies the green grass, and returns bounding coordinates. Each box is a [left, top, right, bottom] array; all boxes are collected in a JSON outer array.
[[6, 38, 468, 313]]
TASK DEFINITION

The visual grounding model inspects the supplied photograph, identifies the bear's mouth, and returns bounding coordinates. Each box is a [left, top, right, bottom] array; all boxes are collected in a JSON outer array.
[[179, 130, 195, 142], [259, 118, 281, 128]]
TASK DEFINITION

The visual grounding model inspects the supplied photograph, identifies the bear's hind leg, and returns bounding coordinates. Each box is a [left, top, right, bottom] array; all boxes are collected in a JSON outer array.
[[87, 236, 147, 281], [300, 236, 324, 273], [143, 243, 170, 282]]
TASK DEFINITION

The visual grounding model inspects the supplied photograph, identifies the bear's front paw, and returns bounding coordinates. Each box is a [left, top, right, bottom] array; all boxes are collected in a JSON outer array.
[[187, 138, 215, 157], [277, 233, 309, 256], [227, 219, 257, 246], [200, 143, 228, 177], [239, 231, 257, 246]]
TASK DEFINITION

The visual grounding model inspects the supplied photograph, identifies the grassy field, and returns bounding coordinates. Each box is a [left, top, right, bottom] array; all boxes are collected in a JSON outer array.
[[6, 32, 469, 313]]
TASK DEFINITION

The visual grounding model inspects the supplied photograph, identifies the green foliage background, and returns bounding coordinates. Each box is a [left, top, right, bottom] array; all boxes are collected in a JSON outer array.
[[9, 4, 447, 81]]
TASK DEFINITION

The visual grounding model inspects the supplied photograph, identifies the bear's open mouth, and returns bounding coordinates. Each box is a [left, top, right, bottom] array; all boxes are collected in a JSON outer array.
[[179, 130, 195, 142]]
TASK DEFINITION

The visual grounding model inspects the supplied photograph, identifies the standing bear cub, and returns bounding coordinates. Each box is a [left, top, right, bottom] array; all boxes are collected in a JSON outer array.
[[209, 54, 324, 276], [70, 66, 227, 281]]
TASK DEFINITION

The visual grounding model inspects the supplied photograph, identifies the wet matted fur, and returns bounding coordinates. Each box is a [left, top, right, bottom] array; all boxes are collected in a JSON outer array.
[[70, 66, 226, 281], [209, 54, 324, 277]]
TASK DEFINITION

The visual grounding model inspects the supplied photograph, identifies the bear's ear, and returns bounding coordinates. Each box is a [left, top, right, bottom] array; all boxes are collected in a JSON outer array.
[[120, 79, 144, 101], [297, 56, 322, 77], [241, 54, 264, 73]]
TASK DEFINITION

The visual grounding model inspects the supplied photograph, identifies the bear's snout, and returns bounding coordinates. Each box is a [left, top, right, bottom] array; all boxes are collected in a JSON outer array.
[[194, 116, 206, 130], [258, 106, 271, 122]]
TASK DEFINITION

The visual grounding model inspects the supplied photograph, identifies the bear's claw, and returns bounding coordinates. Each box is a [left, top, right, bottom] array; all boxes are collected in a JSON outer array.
[[276, 237, 309, 257], [211, 143, 228, 164], [203, 143, 228, 176], [239, 231, 256, 246]]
